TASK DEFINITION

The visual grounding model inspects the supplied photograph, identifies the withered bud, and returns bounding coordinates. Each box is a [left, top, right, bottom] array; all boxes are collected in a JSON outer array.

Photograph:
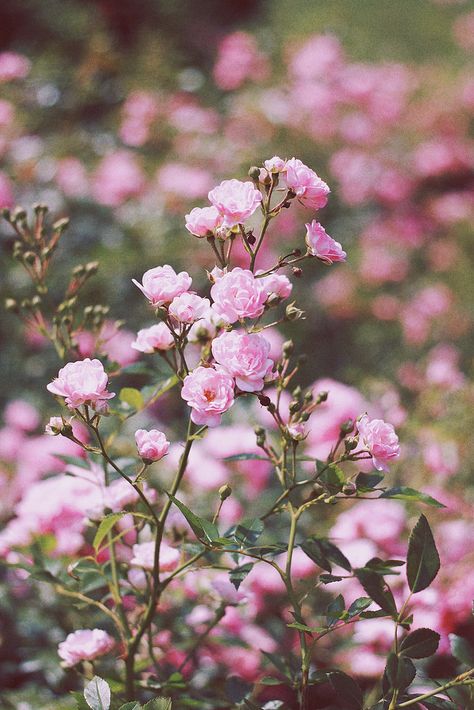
[[247, 232, 256, 245], [342, 482, 357, 496], [292, 267, 303, 278], [285, 303, 305, 321]]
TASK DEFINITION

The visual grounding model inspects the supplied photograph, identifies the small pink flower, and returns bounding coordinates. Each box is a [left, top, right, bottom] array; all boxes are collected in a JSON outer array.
[[211, 267, 267, 323], [287, 422, 307, 440], [208, 179, 262, 228], [0, 52, 31, 82], [357, 415, 400, 471], [212, 330, 274, 392], [185, 206, 223, 237], [45, 417, 67, 436], [168, 292, 210, 324], [132, 323, 175, 353], [131, 540, 180, 572], [58, 629, 114, 667], [305, 220, 347, 264], [264, 156, 287, 173], [285, 158, 330, 209], [259, 272, 293, 300], [47, 358, 115, 410], [135, 429, 170, 463], [181, 366, 235, 427], [133, 265, 192, 306]]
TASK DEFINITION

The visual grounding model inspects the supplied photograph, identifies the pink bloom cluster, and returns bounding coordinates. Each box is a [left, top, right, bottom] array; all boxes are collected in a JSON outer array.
[[212, 330, 274, 392], [211, 268, 267, 323], [58, 629, 115, 667], [285, 157, 330, 209], [133, 265, 192, 307], [135, 429, 170, 463], [132, 323, 175, 353], [47, 358, 114, 410], [181, 366, 235, 427], [208, 179, 262, 229], [305, 220, 347, 264]]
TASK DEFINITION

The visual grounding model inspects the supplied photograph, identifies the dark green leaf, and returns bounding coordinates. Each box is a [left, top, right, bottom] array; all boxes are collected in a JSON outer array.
[[366, 557, 405, 575], [407, 515, 440, 593], [359, 609, 389, 619], [328, 671, 363, 709], [260, 677, 284, 686], [287, 621, 314, 633], [327, 594, 345, 627], [225, 676, 253, 703], [230, 519, 264, 547], [120, 362, 154, 376], [223, 453, 268, 462], [347, 597, 373, 618], [449, 634, 474, 666], [229, 562, 254, 590], [400, 628, 440, 658], [143, 700, 172, 710], [319, 463, 345, 494], [354, 568, 397, 615], [319, 573, 344, 584], [118, 704, 142, 710], [301, 537, 352, 573], [383, 654, 416, 693], [262, 651, 291, 678], [168, 495, 219, 544], [71, 691, 91, 710], [355, 471, 384, 491], [380, 487, 445, 508]]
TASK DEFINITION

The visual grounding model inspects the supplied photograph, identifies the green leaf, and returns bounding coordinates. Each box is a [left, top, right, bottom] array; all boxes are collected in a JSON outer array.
[[223, 453, 268, 462], [328, 671, 363, 709], [347, 597, 373, 618], [355, 471, 384, 491], [121, 362, 154, 376], [143, 700, 172, 710], [54, 454, 90, 470], [365, 557, 405, 575], [71, 691, 91, 710], [318, 463, 345, 494], [326, 594, 345, 627], [354, 568, 397, 615], [383, 653, 416, 693], [229, 562, 254, 590], [287, 621, 314, 633], [407, 514, 440, 593], [84, 676, 110, 710], [400, 628, 440, 658], [230, 519, 264, 547], [319, 573, 344, 584], [260, 677, 284, 686], [449, 634, 474, 666], [139, 375, 179, 411], [119, 387, 144, 411], [359, 609, 389, 619], [93, 513, 125, 552], [262, 651, 291, 678], [118, 704, 142, 710], [380, 487, 445, 508], [168, 495, 219, 544], [225, 676, 253, 703], [301, 537, 352, 573]]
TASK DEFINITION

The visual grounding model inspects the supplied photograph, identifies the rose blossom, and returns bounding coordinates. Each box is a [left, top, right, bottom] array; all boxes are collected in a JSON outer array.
[[185, 206, 222, 237], [58, 629, 115, 667], [211, 268, 267, 323], [135, 429, 170, 463], [357, 415, 400, 471], [264, 156, 287, 173], [131, 540, 180, 571], [305, 220, 347, 264], [168, 292, 210, 324], [258, 272, 293, 300], [287, 422, 307, 440], [46, 358, 115, 410], [181, 366, 235, 427], [133, 265, 192, 306], [285, 158, 330, 209], [208, 179, 262, 228], [45, 417, 68, 436], [212, 331, 274, 392], [131, 323, 175, 353]]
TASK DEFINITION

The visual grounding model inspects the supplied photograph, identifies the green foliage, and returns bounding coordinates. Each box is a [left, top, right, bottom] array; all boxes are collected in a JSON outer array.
[[301, 537, 352, 573], [328, 671, 363, 709], [407, 515, 440, 593], [400, 628, 440, 659], [380, 487, 445, 508], [354, 567, 397, 615]]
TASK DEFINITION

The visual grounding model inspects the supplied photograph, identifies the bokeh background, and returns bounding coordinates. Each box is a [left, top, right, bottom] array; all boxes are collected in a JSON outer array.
[[0, 0, 473, 707]]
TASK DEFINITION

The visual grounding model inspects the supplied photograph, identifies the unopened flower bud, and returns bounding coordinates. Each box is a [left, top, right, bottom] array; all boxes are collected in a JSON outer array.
[[31, 295, 42, 309], [289, 399, 301, 414], [53, 217, 70, 232], [218, 484, 232, 501], [13, 207, 27, 222], [85, 261, 99, 275], [292, 267, 303, 278], [155, 306, 169, 321], [344, 436, 358, 452], [342, 482, 356, 496], [72, 264, 86, 277], [247, 233, 256, 245], [257, 394, 271, 407], [5, 298, 19, 313], [248, 166, 261, 181], [23, 251, 36, 264], [340, 418, 354, 435], [300, 411, 311, 422], [304, 390, 313, 403], [316, 391, 329, 404], [282, 339, 294, 357], [1, 207, 11, 220], [33, 203, 48, 215]]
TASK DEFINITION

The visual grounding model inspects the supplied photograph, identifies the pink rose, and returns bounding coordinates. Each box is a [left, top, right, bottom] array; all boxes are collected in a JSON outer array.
[[212, 330, 274, 392], [285, 157, 330, 209], [46, 358, 115, 410], [181, 366, 235, 427], [168, 292, 210, 324], [133, 265, 192, 306], [258, 272, 293, 300], [131, 540, 180, 572], [132, 323, 175, 353], [357, 415, 400, 471], [58, 629, 114, 667], [135, 429, 170, 463], [264, 156, 287, 173], [305, 220, 347, 264], [211, 268, 267, 324], [185, 206, 223, 237], [208, 179, 262, 228]]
